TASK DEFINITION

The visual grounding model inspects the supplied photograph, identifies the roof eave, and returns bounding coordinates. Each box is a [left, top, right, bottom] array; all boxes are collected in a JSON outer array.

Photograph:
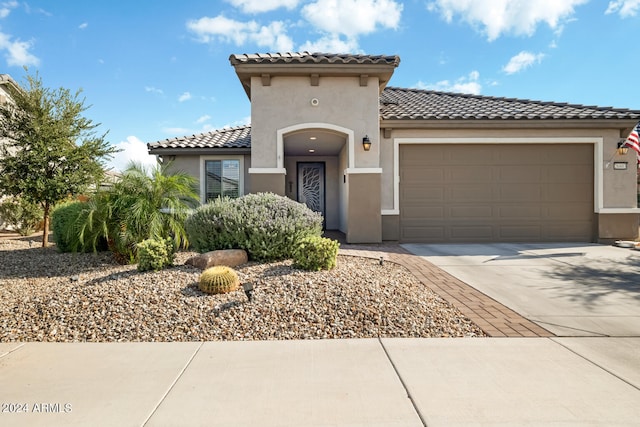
[[380, 118, 640, 130], [148, 147, 252, 156], [232, 63, 399, 99]]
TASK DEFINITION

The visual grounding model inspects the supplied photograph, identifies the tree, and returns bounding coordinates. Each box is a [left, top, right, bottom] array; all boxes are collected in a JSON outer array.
[[0, 70, 117, 246], [78, 162, 199, 263]]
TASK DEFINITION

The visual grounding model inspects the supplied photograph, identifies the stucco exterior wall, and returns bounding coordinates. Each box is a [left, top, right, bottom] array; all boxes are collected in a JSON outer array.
[[167, 155, 200, 182], [347, 173, 381, 243], [250, 75, 381, 169]]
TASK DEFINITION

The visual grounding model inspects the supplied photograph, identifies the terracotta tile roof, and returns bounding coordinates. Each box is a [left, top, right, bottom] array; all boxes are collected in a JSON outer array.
[[148, 125, 251, 151], [148, 89, 640, 152], [380, 87, 640, 120], [229, 52, 400, 66]]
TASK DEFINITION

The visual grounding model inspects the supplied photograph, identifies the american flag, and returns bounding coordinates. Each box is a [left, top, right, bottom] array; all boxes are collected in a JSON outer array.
[[622, 121, 640, 164]]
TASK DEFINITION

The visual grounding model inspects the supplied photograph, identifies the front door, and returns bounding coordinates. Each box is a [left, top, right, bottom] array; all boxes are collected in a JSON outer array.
[[297, 162, 325, 221]]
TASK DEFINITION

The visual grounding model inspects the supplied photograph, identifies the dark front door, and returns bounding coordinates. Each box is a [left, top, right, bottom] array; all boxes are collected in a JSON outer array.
[[297, 162, 325, 221]]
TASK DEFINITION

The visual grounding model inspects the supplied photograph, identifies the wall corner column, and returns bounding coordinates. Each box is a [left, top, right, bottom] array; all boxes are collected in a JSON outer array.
[[345, 168, 382, 243]]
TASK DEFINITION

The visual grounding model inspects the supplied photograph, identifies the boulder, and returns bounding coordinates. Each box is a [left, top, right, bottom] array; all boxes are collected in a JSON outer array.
[[185, 249, 248, 270]]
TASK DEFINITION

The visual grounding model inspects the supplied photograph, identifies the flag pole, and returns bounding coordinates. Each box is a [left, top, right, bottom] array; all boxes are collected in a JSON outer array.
[[620, 121, 640, 165]]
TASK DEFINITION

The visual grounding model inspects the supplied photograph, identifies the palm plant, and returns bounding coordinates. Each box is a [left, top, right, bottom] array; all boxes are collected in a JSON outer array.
[[78, 162, 199, 263]]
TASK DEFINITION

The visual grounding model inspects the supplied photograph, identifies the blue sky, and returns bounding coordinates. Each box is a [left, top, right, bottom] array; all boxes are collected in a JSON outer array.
[[2, 0, 639, 171]]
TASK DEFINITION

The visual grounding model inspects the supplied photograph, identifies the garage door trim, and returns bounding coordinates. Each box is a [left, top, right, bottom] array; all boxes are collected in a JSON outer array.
[[382, 137, 603, 216]]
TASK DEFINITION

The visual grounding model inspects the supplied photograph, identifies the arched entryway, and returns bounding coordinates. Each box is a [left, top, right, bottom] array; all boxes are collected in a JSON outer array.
[[278, 123, 353, 232]]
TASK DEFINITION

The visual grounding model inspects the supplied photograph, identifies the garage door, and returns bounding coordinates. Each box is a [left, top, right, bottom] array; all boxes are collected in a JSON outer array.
[[399, 144, 594, 243]]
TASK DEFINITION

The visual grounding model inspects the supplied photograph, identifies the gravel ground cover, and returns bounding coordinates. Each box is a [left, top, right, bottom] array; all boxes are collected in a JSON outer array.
[[0, 236, 485, 341]]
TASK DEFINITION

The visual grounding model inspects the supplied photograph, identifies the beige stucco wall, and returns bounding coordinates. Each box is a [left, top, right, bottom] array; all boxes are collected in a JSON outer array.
[[347, 173, 381, 243], [381, 215, 399, 241], [250, 75, 381, 169], [166, 155, 200, 181], [597, 213, 639, 242], [284, 156, 340, 230], [248, 173, 285, 195]]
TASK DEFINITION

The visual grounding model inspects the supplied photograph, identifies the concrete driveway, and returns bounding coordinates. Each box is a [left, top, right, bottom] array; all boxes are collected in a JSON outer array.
[[402, 243, 640, 337]]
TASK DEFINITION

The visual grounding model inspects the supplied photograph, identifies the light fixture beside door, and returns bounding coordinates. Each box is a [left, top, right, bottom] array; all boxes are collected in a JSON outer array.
[[362, 135, 371, 151]]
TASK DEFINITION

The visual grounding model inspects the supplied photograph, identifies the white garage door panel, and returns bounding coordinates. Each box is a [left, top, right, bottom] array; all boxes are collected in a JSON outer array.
[[399, 144, 594, 243]]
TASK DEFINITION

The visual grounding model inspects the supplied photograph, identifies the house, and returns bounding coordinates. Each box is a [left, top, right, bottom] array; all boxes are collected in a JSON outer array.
[[148, 52, 640, 244], [0, 74, 20, 231]]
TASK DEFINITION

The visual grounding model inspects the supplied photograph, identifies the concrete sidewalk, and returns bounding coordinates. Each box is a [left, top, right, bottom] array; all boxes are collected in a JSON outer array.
[[1, 338, 639, 426]]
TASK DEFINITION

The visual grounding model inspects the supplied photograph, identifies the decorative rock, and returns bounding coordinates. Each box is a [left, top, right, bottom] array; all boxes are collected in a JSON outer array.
[[185, 249, 248, 269], [0, 238, 486, 342]]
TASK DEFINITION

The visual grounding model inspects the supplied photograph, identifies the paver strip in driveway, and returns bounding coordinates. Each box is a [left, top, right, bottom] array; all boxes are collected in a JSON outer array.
[[340, 243, 552, 337]]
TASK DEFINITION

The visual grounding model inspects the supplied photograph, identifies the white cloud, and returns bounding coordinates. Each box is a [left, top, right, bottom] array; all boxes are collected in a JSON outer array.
[[225, 0, 300, 13], [162, 127, 192, 135], [502, 51, 545, 74], [223, 115, 251, 128], [78, 22, 88, 30], [178, 92, 192, 102], [302, 0, 403, 39], [299, 35, 358, 53], [414, 70, 482, 95], [196, 115, 211, 124], [109, 136, 157, 172], [427, 0, 588, 41], [0, 32, 40, 67], [0, 1, 17, 19], [145, 86, 164, 95], [187, 15, 294, 51], [606, 0, 640, 17]]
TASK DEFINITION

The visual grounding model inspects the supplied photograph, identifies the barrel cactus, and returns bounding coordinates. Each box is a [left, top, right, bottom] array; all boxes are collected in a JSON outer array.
[[198, 266, 240, 294]]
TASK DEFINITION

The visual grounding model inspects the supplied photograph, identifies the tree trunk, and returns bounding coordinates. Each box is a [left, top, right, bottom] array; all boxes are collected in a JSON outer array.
[[42, 201, 50, 247]]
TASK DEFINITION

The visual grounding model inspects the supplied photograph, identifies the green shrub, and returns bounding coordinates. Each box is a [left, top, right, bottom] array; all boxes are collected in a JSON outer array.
[[184, 197, 238, 252], [137, 237, 175, 271], [293, 236, 340, 271], [185, 193, 323, 261], [0, 196, 43, 236], [51, 201, 89, 252]]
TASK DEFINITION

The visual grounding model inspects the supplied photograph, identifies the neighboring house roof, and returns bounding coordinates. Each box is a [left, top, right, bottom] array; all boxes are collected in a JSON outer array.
[[380, 87, 640, 121], [148, 125, 251, 153], [229, 52, 401, 67], [148, 89, 640, 153], [0, 74, 20, 105], [0, 74, 19, 89]]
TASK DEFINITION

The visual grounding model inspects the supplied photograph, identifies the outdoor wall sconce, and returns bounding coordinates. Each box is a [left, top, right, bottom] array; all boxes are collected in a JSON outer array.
[[362, 135, 371, 151], [617, 141, 629, 155], [243, 282, 254, 302]]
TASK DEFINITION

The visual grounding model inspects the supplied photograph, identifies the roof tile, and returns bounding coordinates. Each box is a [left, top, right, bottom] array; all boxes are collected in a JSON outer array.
[[148, 125, 251, 151], [229, 52, 400, 67], [149, 88, 640, 152], [381, 87, 640, 120]]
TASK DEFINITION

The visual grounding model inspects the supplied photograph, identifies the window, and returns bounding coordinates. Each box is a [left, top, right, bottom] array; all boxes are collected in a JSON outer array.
[[204, 159, 241, 201]]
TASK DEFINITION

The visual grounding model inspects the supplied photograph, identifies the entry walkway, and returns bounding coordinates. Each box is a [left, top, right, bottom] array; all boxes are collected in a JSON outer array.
[[339, 242, 552, 337]]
